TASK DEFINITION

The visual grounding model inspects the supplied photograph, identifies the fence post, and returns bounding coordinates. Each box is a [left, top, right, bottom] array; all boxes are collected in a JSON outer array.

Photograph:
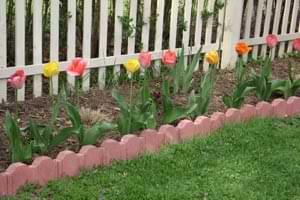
[[221, 0, 244, 69]]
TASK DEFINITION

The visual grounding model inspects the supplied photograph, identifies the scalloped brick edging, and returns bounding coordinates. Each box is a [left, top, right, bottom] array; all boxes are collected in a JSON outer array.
[[1, 97, 300, 197]]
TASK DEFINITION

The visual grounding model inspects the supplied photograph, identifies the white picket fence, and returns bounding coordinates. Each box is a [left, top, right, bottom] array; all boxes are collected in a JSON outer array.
[[0, 0, 299, 102]]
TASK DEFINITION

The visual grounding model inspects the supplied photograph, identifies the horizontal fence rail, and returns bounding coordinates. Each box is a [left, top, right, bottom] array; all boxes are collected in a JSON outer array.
[[0, 0, 299, 102]]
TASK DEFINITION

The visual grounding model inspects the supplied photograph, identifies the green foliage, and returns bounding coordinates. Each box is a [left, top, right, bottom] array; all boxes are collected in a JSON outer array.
[[118, 15, 135, 38], [171, 47, 202, 94], [250, 58, 277, 101], [189, 66, 216, 117], [4, 112, 32, 163], [162, 80, 197, 124], [272, 63, 300, 99], [112, 80, 157, 134], [223, 57, 255, 108], [63, 101, 116, 145]]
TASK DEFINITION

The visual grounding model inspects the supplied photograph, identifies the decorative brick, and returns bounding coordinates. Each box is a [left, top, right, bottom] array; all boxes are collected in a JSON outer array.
[[287, 96, 300, 116], [158, 125, 180, 144], [79, 145, 103, 169], [0, 173, 8, 197], [272, 98, 288, 118], [5, 163, 34, 195], [210, 112, 225, 131], [101, 139, 126, 162], [121, 135, 144, 160], [56, 151, 80, 177], [177, 119, 197, 140], [194, 116, 211, 136], [141, 129, 165, 153], [256, 101, 273, 117], [31, 156, 58, 185], [225, 108, 241, 124], [240, 104, 257, 122]]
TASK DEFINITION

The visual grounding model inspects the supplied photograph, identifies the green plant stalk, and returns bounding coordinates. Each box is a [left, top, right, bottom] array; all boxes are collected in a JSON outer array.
[[75, 77, 80, 105], [49, 77, 53, 96], [15, 88, 19, 120], [128, 76, 134, 134]]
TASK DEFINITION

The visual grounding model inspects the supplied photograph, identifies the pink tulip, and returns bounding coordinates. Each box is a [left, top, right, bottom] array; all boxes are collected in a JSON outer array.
[[266, 34, 278, 48], [138, 51, 152, 69], [8, 69, 26, 89], [67, 57, 87, 76], [293, 38, 300, 52], [162, 50, 177, 68]]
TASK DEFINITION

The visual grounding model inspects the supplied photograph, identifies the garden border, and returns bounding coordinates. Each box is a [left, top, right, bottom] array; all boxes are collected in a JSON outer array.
[[1, 96, 300, 197]]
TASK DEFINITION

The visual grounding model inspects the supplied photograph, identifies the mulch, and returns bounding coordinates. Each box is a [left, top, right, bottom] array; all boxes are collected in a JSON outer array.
[[0, 56, 299, 172]]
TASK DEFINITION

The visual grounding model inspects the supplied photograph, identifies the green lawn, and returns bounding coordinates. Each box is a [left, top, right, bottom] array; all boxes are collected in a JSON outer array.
[[8, 117, 300, 200]]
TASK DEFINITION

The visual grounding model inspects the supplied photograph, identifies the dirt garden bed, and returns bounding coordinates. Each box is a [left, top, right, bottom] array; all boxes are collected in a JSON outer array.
[[0, 56, 299, 172]]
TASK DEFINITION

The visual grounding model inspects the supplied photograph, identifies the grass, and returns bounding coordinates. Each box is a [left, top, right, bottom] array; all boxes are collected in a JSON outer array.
[[7, 117, 300, 200]]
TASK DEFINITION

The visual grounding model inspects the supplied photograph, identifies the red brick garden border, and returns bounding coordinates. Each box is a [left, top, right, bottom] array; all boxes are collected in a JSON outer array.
[[1, 97, 300, 197]]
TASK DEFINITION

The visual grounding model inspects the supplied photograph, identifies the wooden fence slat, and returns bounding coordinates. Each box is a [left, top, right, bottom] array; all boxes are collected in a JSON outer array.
[[82, 0, 92, 91], [50, 0, 59, 95], [33, 0, 43, 98], [182, 0, 192, 65], [203, 0, 216, 71], [16, 0, 26, 101], [98, 0, 108, 89], [67, 0, 76, 89], [128, 0, 137, 53], [271, 0, 283, 59], [287, 0, 299, 52], [261, 0, 273, 57], [278, 0, 291, 56], [252, 0, 264, 58], [194, 0, 204, 71], [194, 0, 204, 47], [0, 0, 7, 102], [154, 0, 165, 75], [113, 0, 124, 76], [216, 3, 225, 45], [141, 0, 152, 51], [169, 0, 179, 49], [243, 0, 253, 39]]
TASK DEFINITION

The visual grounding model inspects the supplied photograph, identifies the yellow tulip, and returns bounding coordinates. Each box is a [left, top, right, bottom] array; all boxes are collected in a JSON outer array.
[[124, 59, 140, 74], [205, 51, 219, 65], [43, 61, 60, 78]]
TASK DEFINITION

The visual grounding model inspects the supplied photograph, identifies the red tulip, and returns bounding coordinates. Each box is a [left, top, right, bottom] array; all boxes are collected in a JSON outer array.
[[67, 57, 87, 76], [266, 34, 278, 48], [8, 69, 26, 89], [162, 50, 177, 68], [293, 38, 300, 52], [138, 51, 152, 69]]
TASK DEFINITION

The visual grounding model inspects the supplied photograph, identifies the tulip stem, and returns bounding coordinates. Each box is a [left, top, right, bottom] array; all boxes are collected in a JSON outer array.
[[49, 77, 53, 97], [75, 77, 80, 106], [128, 77, 133, 133], [15, 89, 19, 120]]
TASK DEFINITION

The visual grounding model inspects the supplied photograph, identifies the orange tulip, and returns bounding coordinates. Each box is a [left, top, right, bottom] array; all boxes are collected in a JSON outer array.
[[235, 42, 252, 56]]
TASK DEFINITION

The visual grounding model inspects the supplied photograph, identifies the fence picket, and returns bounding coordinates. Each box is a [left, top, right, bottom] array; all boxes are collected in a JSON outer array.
[[203, 0, 216, 71], [278, 0, 291, 57], [141, 0, 152, 51], [15, 0, 26, 101], [271, 0, 283, 59], [50, 0, 59, 95], [82, 0, 92, 91], [252, 0, 264, 58], [194, 0, 204, 71], [0, 0, 6, 102], [244, 0, 253, 39], [98, 0, 108, 89], [33, 0, 43, 98], [67, 0, 76, 89], [154, 0, 165, 75], [169, 0, 179, 49], [113, 0, 124, 76], [287, 0, 299, 52], [261, 0, 273, 57], [182, 0, 192, 65], [128, 0, 137, 53]]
